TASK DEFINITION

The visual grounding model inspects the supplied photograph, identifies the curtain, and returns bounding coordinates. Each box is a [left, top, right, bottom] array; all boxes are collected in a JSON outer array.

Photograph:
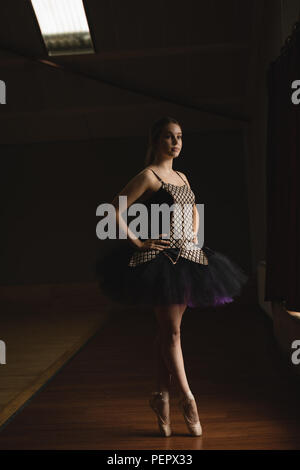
[[265, 22, 300, 311]]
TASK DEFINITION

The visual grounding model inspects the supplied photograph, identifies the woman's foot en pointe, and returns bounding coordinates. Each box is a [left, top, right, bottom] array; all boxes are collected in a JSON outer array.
[[178, 390, 202, 436], [149, 391, 172, 437]]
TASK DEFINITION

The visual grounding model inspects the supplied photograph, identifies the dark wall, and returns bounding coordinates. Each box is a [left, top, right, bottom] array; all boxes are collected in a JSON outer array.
[[0, 129, 250, 284], [183, 130, 250, 271]]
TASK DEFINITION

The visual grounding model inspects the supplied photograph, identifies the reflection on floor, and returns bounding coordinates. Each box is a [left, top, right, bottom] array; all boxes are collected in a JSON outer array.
[[0, 285, 300, 449], [0, 282, 110, 430]]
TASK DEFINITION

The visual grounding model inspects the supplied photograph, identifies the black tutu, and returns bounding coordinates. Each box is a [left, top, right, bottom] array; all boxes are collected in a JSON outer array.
[[94, 242, 249, 309]]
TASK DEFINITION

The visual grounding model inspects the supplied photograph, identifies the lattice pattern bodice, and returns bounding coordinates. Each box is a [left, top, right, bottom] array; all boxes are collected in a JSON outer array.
[[128, 169, 208, 266]]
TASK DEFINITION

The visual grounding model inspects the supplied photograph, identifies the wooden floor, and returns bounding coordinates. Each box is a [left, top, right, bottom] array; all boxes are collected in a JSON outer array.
[[0, 291, 300, 449], [0, 282, 110, 430]]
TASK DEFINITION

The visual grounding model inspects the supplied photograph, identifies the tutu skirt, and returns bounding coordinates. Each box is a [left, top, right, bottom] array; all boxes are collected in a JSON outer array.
[[95, 242, 249, 309]]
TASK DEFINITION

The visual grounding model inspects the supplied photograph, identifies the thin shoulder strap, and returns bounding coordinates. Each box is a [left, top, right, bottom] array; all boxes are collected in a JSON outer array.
[[149, 168, 164, 183], [175, 170, 186, 184]]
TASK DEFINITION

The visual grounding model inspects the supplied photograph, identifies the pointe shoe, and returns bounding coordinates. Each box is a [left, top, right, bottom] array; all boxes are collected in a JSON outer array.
[[149, 391, 172, 437], [178, 391, 202, 436]]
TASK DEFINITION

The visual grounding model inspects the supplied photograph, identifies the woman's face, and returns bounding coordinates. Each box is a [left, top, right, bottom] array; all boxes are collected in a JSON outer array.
[[157, 123, 182, 158]]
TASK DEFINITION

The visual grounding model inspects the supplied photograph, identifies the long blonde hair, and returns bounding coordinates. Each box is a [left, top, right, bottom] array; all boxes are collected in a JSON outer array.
[[144, 116, 182, 167]]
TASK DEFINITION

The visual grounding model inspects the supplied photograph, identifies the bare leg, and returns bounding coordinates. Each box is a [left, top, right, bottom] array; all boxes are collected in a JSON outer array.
[[154, 303, 200, 424], [153, 331, 172, 393], [154, 303, 191, 397], [151, 331, 171, 422]]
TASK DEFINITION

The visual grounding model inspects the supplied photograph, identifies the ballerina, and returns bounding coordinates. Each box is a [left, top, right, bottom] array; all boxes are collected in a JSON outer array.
[[96, 116, 249, 436]]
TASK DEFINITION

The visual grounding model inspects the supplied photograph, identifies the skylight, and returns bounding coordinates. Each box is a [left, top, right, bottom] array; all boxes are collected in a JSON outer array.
[[30, 0, 94, 56]]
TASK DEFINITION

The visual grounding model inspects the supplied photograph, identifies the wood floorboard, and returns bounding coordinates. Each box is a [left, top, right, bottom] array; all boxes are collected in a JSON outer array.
[[0, 282, 111, 430], [0, 289, 300, 449]]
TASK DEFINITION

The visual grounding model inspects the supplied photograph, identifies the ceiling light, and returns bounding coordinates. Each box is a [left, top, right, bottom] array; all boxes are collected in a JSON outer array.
[[30, 0, 94, 56]]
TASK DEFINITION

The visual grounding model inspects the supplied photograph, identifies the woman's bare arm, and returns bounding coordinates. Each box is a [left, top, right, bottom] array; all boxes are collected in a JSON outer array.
[[192, 205, 199, 243], [110, 169, 171, 250], [109, 170, 152, 249]]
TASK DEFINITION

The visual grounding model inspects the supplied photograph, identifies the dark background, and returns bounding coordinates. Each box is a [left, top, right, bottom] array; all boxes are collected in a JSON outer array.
[[1, 130, 250, 284], [1, 0, 299, 289]]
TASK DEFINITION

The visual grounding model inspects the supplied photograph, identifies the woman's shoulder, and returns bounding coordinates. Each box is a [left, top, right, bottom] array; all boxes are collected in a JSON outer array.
[[136, 167, 160, 185], [124, 167, 156, 188], [176, 171, 191, 188], [139, 166, 155, 176], [123, 167, 161, 203]]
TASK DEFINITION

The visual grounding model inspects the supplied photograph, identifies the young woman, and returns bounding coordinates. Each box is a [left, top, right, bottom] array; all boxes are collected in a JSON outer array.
[[96, 116, 248, 437]]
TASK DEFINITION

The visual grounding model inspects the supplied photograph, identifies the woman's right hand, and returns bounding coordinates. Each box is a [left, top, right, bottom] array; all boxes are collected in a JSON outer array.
[[138, 233, 171, 251]]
